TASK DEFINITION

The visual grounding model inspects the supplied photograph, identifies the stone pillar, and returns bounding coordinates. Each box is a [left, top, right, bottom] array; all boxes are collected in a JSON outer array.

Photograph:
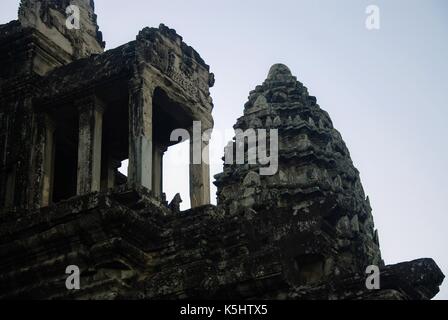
[[128, 78, 153, 190], [0, 113, 15, 208], [101, 157, 121, 191], [76, 97, 104, 195], [189, 125, 211, 208], [41, 116, 55, 206], [152, 145, 166, 199], [4, 167, 16, 208]]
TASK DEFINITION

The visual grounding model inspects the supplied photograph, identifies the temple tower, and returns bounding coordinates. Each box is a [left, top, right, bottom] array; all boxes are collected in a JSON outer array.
[[215, 64, 382, 279]]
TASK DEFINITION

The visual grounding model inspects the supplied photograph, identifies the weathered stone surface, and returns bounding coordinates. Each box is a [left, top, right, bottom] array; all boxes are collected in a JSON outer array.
[[0, 2, 444, 300], [0, 187, 443, 300], [286, 258, 444, 300], [19, 0, 105, 59]]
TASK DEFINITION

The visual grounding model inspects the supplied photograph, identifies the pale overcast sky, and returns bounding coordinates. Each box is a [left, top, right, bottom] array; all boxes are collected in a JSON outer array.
[[1, 0, 447, 299]]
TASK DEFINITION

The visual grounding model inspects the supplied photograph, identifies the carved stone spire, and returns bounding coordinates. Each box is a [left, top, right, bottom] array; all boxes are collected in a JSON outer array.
[[215, 64, 383, 279]]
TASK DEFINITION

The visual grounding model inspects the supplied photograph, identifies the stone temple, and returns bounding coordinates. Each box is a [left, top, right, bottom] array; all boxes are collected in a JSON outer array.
[[0, 1, 444, 299]]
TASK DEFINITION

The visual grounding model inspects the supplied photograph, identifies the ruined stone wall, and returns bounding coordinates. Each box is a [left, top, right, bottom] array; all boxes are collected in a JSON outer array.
[[0, 187, 443, 300]]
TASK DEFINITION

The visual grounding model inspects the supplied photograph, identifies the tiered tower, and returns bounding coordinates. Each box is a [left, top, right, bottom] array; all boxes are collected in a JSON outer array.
[[215, 64, 382, 279], [18, 0, 104, 60], [0, 0, 104, 80]]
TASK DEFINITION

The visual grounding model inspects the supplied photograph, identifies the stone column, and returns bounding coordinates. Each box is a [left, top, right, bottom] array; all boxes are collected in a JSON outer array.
[[189, 124, 211, 208], [4, 166, 16, 208], [41, 115, 55, 206], [152, 145, 167, 199], [128, 78, 153, 191], [76, 97, 104, 195], [101, 157, 121, 191], [0, 113, 15, 208]]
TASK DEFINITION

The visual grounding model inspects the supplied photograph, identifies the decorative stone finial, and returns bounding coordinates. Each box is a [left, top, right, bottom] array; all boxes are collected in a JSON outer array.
[[267, 63, 293, 80], [169, 193, 183, 213]]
